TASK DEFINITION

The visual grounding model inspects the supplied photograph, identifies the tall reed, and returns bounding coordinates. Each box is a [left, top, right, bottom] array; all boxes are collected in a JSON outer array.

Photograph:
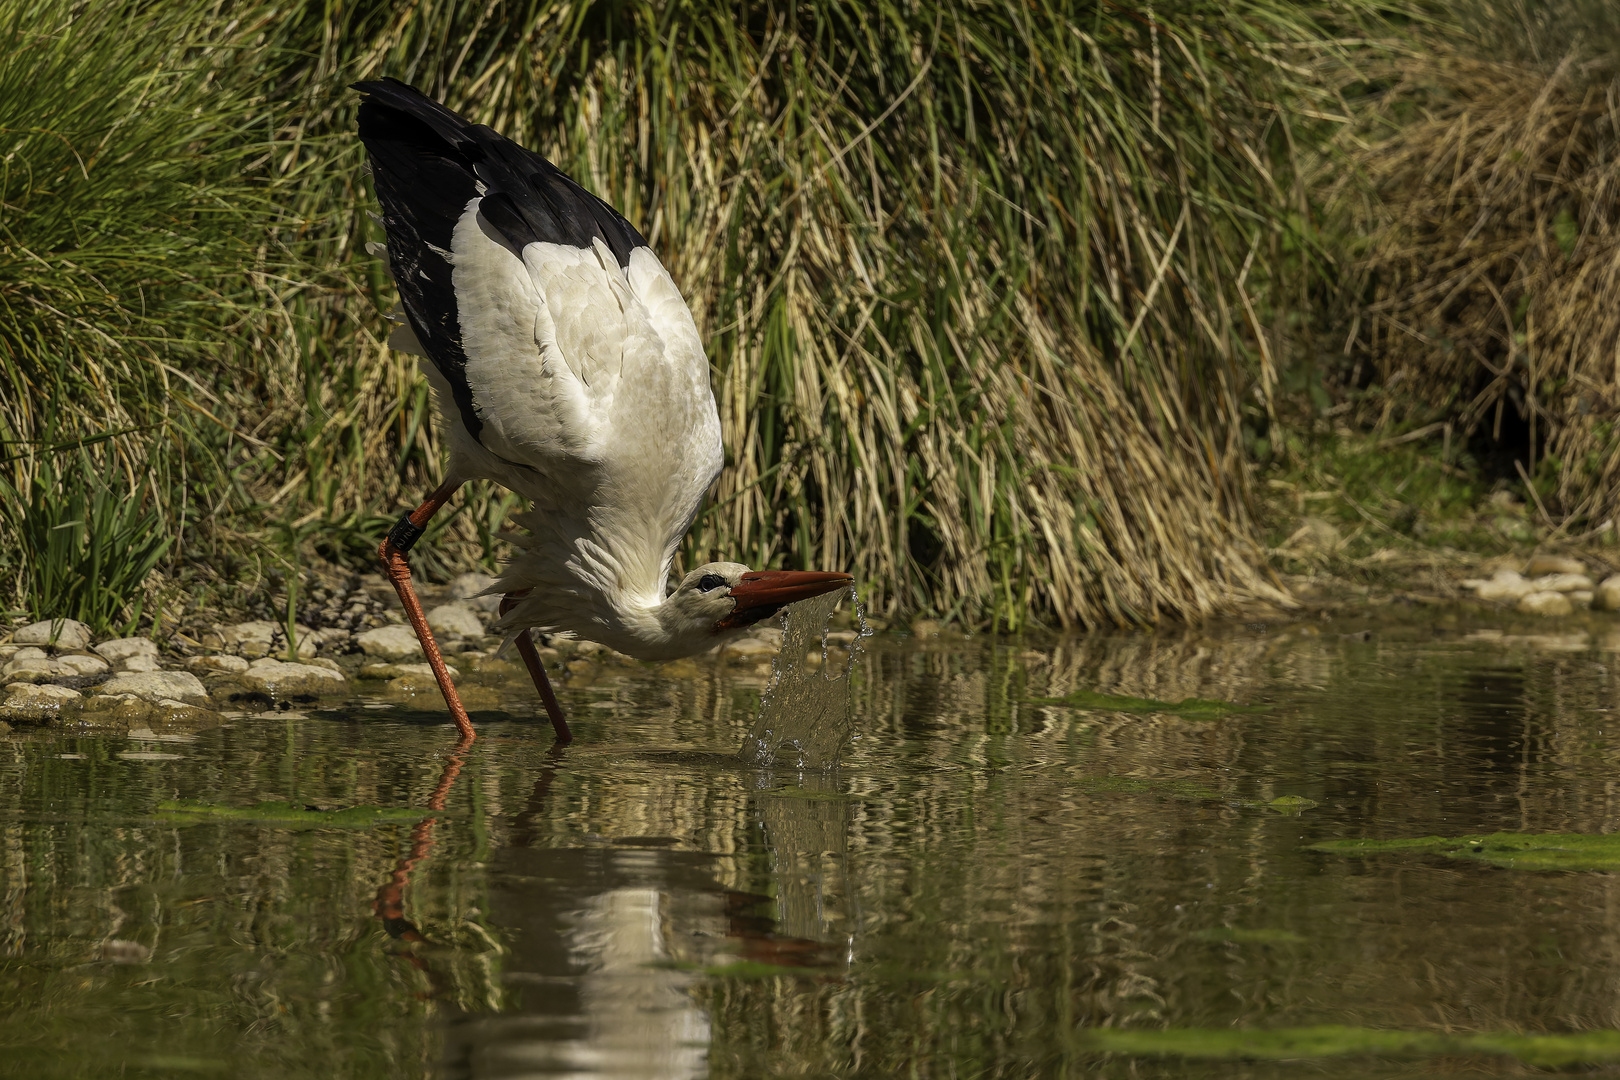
[[3, 0, 1377, 628]]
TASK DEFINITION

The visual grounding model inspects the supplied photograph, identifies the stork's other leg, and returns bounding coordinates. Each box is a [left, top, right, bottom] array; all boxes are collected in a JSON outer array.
[[378, 479, 474, 742], [500, 590, 572, 743]]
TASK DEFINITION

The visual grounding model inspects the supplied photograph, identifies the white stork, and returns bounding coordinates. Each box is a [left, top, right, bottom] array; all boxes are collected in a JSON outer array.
[[354, 79, 852, 744]]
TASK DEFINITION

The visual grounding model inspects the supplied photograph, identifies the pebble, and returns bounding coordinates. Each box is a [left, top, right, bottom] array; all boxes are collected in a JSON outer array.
[[186, 654, 250, 675], [76, 693, 220, 733], [450, 572, 503, 614], [910, 618, 942, 638], [55, 654, 110, 677], [310, 627, 351, 649], [1531, 572, 1593, 593], [12, 619, 93, 652], [1517, 590, 1574, 617], [361, 661, 457, 681], [0, 683, 82, 722], [1524, 554, 1588, 577], [387, 669, 453, 692], [427, 602, 485, 640], [222, 620, 278, 649], [354, 625, 423, 661], [1595, 575, 1620, 612], [719, 637, 778, 660], [1, 657, 75, 685], [221, 620, 318, 659], [98, 670, 210, 706], [119, 654, 162, 673], [235, 659, 346, 698], [1465, 569, 1535, 603], [93, 637, 158, 665]]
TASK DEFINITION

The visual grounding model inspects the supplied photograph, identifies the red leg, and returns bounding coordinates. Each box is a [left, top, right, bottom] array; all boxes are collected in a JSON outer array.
[[500, 590, 571, 743], [378, 480, 474, 742]]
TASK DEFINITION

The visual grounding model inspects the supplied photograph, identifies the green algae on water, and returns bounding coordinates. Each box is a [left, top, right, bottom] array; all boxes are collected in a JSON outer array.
[[1031, 689, 1258, 717], [156, 800, 431, 829], [1077, 1024, 1620, 1067], [1308, 832, 1620, 871]]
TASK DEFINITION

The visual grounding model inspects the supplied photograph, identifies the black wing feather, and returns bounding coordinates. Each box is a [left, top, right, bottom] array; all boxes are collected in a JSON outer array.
[[353, 78, 647, 445]]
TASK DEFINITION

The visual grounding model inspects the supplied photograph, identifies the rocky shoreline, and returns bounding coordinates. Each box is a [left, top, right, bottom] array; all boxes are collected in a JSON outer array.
[[0, 571, 835, 735]]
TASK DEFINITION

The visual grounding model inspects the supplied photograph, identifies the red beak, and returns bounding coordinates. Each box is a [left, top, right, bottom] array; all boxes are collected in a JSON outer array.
[[714, 570, 854, 632]]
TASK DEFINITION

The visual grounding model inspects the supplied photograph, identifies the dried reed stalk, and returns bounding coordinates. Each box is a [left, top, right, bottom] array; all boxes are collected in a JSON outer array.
[[1349, 49, 1620, 525]]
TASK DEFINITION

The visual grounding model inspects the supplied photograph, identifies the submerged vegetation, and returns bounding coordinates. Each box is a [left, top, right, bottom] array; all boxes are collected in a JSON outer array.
[[5, 0, 1620, 631]]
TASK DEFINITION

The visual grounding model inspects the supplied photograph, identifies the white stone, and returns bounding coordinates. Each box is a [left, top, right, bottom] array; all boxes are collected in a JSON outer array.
[[719, 637, 779, 660], [1467, 570, 1535, 603], [99, 671, 210, 706], [1524, 554, 1588, 577], [237, 659, 346, 698], [1, 657, 72, 684], [119, 654, 162, 673], [9, 647, 46, 662], [55, 654, 109, 677], [450, 572, 502, 613], [1517, 590, 1574, 617], [5, 682, 80, 704], [354, 624, 424, 661], [1572, 590, 1595, 608], [12, 619, 93, 651], [0, 682, 82, 721], [93, 637, 158, 664], [1594, 575, 1620, 612], [222, 621, 277, 647], [1531, 573, 1594, 593], [360, 661, 458, 681], [186, 654, 249, 675], [427, 602, 485, 639]]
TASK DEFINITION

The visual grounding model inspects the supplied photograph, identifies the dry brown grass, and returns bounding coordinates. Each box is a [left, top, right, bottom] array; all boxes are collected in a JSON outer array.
[[1346, 45, 1620, 528]]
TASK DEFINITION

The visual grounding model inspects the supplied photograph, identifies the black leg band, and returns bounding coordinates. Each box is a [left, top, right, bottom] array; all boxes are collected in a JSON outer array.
[[386, 513, 425, 554]]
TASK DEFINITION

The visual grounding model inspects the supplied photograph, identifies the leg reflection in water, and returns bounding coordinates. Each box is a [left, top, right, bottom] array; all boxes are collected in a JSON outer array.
[[372, 734, 473, 983], [373, 745, 839, 1080]]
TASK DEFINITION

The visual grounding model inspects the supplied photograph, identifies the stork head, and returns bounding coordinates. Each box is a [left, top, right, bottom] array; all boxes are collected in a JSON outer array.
[[660, 562, 855, 646]]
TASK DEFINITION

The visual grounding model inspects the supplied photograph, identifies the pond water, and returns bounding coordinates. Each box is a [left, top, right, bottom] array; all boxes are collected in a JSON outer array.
[[7, 611, 1620, 1077]]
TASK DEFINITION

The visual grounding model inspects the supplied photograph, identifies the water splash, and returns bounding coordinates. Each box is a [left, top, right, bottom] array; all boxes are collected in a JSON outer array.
[[737, 586, 870, 769]]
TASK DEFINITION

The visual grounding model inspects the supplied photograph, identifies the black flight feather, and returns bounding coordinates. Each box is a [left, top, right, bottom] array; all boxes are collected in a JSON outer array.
[[353, 77, 647, 447]]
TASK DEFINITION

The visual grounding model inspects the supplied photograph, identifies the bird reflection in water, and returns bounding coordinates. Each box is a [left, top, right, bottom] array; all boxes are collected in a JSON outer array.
[[370, 741, 842, 1079]]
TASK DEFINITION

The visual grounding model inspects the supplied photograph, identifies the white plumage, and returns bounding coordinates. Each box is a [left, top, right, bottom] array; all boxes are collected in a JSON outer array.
[[354, 79, 849, 741]]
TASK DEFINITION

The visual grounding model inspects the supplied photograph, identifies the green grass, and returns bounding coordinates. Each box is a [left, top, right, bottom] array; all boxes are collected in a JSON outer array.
[[156, 800, 432, 828], [1259, 426, 1512, 561]]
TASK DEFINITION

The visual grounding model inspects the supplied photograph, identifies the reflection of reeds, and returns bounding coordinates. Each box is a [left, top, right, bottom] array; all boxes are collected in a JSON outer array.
[[2, 0, 1362, 627], [16, 634, 1620, 1071]]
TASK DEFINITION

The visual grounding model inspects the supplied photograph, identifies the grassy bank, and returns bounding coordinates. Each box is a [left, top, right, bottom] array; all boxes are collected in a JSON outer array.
[[8, 0, 1546, 637]]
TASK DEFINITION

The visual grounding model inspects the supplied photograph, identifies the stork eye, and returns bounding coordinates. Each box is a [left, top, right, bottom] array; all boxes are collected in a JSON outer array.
[[697, 573, 728, 593]]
